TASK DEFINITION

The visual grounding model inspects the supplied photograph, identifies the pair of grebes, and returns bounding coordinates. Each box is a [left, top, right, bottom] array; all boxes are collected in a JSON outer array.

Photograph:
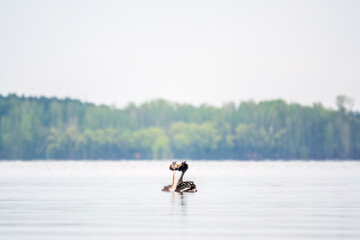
[[162, 161, 197, 193]]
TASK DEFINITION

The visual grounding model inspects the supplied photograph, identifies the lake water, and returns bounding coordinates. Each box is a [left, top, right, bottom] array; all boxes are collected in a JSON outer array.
[[0, 160, 359, 240]]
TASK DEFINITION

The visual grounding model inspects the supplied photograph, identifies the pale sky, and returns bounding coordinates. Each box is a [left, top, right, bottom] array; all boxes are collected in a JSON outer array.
[[1, 0, 359, 110]]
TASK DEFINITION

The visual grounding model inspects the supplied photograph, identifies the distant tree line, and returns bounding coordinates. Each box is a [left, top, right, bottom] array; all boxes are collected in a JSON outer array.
[[0, 94, 359, 160]]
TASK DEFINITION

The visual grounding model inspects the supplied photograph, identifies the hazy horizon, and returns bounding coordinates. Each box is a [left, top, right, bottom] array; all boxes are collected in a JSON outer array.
[[1, 0, 359, 110], [0, 92, 357, 112]]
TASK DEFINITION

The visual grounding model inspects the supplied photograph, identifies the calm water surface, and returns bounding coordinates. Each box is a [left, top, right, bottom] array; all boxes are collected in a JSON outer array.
[[0, 160, 359, 240]]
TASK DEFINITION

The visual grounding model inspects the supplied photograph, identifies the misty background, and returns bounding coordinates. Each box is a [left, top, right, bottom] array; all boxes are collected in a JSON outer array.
[[1, 0, 359, 109], [0, 1, 360, 160]]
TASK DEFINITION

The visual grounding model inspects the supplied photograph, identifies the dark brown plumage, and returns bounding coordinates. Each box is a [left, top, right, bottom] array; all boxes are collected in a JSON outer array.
[[175, 161, 197, 193]]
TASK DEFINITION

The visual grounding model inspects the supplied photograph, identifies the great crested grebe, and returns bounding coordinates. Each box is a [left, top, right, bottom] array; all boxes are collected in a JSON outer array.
[[162, 161, 179, 192], [175, 161, 197, 193]]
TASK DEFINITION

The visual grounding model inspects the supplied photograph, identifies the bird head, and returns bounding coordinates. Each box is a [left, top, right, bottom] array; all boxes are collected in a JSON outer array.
[[178, 161, 189, 172], [169, 161, 179, 171]]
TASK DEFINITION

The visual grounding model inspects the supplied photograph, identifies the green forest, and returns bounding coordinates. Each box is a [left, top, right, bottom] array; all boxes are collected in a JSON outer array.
[[0, 94, 359, 160]]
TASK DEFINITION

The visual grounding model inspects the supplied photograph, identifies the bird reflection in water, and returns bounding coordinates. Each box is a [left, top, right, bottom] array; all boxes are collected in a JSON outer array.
[[171, 191, 188, 217]]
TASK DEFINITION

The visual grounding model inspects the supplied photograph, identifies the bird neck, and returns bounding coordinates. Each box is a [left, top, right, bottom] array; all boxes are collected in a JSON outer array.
[[171, 171, 178, 187], [178, 170, 186, 183]]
